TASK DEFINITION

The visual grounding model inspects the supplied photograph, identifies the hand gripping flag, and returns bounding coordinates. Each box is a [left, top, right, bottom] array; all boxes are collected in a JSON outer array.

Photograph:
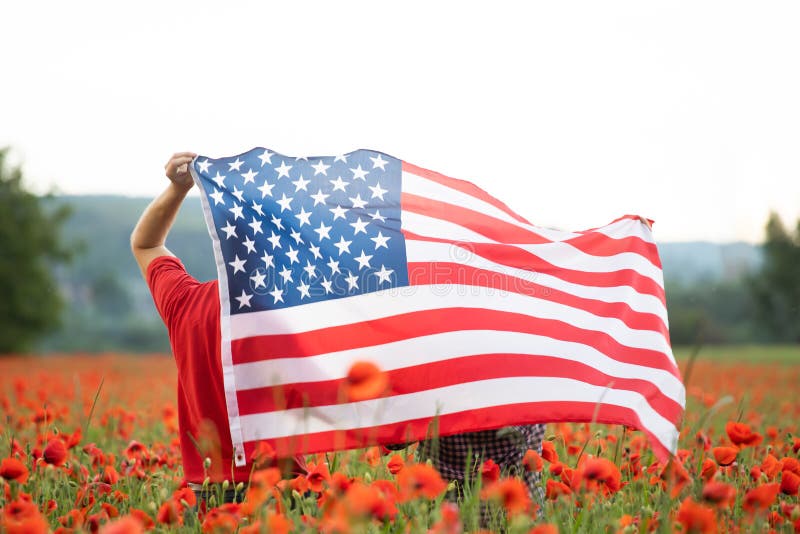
[[190, 148, 684, 466]]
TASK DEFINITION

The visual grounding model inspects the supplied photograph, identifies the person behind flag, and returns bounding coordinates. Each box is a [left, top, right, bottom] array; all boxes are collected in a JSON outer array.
[[388, 423, 546, 524], [130, 152, 305, 503], [424, 424, 546, 504]]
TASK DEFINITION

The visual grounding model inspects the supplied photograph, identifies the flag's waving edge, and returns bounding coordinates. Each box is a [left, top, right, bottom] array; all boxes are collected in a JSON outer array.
[[190, 147, 685, 467]]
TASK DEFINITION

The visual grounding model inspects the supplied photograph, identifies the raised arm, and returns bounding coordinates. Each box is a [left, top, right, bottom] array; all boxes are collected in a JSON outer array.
[[130, 152, 197, 277]]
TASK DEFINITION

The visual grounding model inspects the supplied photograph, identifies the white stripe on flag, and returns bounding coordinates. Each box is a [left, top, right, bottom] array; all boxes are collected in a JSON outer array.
[[402, 170, 565, 238], [402, 170, 657, 245], [405, 239, 668, 320], [402, 211, 665, 286]]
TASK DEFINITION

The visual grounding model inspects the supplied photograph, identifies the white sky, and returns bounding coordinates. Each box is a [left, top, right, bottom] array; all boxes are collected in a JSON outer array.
[[2, 1, 798, 242]]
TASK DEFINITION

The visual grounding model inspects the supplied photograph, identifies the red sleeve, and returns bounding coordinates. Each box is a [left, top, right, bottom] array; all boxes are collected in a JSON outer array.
[[146, 255, 203, 333]]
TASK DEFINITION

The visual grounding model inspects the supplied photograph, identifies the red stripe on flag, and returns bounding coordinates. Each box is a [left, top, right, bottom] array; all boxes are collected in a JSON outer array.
[[402, 192, 550, 244], [403, 231, 666, 302], [565, 232, 661, 269], [244, 401, 673, 464], [230, 307, 679, 378], [235, 352, 683, 423], [402, 161, 531, 225], [407, 261, 669, 334], [402, 193, 661, 266]]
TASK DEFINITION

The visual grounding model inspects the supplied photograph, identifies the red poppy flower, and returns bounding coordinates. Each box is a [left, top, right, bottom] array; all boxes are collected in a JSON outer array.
[[701, 481, 736, 506], [523, 449, 543, 473], [59, 508, 85, 529], [65, 428, 82, 449], [0, 458, 29, 484], [781, 470, 800, 496], [251, 441, 277, 468], [545, 479, 572, 500], [659, 460, 691, 498], [289, 474, 310, 494], [305, 461, 331, 493], [101, 502, 119, 519], [750, 465, 762, 482], [344, 480, 383, 519], [103, 465, 120, 486], [677, 497, 717, 534], [548, 461, 563, 476], [781, 457, 800, 476], [42, 438, 67, 466], [725, 421, 763, 447], [1, 499, 49, 534], [202, 509, 239, 533], [344, 361, 388, 402], [328, 472, 352, 495], [743, 483, 780, 512], [240, 521, 264, 534], [761, 454, 781, 479], [370, 480, 399, 520], [244, 467, 282, 508], [700, 458, 717, 482], [98, 515, 144, 534], [712, 447, 738, 467], [387, 454, 405, 475], [156, 501, 182, 525], [579, 457, 622, 494], [430, 502, 461, 534], [266, 511, 291, 534], [560, 466, 576, 489], [529, 525, 558, 534], [540, 441, 558, 463], [363, 446, 381, 467], [396, 463, 447, 501], [173, 487, 197, 508], [481, 477, 531, 515], [780, 502, 800, 520], [123, 441, 147, 460], [481, 459, 500, 483]]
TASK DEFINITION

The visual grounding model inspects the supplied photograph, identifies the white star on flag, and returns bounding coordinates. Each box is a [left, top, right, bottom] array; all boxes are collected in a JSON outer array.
[[311, 160, 331, 176], [228, 255, 247, 274], [234, 289, 252, 308]]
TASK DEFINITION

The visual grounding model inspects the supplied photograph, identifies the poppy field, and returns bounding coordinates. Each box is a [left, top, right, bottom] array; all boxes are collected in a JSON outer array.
[[1, 348, 799, 533]]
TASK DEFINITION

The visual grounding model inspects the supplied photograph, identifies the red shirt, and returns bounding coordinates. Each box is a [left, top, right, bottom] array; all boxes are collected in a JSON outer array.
[[147, 255, 253, 483]]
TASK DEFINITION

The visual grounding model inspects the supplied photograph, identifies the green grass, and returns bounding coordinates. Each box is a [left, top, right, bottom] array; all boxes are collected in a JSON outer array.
[[672, 344, 800, 364]]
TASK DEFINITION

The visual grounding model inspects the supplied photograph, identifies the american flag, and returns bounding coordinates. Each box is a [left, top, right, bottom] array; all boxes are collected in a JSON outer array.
[[190, 148, 684, 466]]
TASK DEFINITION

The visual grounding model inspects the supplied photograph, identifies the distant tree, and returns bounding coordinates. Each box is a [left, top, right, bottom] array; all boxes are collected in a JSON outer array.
[[0, 148, 72, 353], [90, 273, 132, 316], [750, 212, 800, 343]]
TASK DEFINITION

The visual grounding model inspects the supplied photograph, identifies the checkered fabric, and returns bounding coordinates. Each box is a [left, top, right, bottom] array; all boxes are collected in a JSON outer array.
[[418, 423, 547, 504]]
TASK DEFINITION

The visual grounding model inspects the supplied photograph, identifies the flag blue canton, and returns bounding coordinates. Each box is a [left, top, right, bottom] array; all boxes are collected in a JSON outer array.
[[193, 148, 409, 314]]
